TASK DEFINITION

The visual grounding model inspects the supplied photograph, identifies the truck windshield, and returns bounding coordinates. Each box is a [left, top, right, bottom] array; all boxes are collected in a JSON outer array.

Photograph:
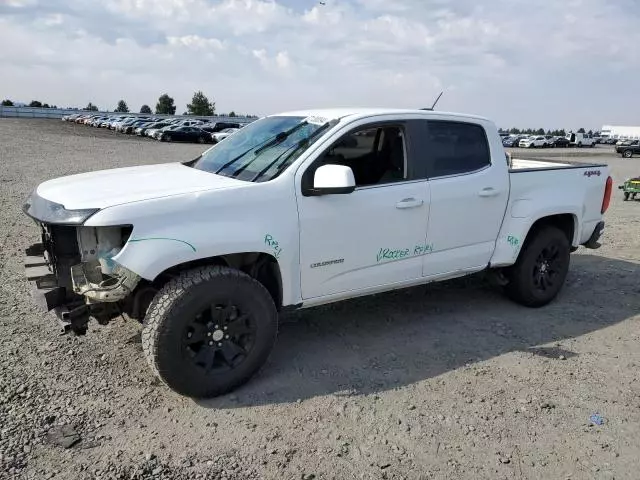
[[192, 115, 335, 182]]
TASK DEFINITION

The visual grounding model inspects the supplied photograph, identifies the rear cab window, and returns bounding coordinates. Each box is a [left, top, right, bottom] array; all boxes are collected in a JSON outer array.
[[423, 120, 491, 178]]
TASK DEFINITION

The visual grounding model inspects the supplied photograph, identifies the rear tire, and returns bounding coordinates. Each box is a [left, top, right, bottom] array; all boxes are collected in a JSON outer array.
[[503, 226, 571, 308], [142, 266, 278, 398]]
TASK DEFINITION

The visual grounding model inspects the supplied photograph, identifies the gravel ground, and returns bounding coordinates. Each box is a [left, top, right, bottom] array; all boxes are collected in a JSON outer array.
[[1, 118, 639, 480]]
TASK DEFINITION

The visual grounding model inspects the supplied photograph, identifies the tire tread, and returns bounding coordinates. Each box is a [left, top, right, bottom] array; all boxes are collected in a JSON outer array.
[[141, 265, 276, 397], [503, 225, 570, 308]]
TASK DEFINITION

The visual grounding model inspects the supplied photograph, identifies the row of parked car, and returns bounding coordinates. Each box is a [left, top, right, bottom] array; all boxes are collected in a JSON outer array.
[[61, 113, 246, 144], [501, 133, 598, 148]]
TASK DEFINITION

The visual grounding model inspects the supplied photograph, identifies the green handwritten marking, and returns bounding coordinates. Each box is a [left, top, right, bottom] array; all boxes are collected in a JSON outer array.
[[377, 243, 434, 262], [377, 248, 410, 262], [507, 235, 519, 247], [129, 237, 196, 252], [264, 234, 282, 259], [413, 243, 434, 256]]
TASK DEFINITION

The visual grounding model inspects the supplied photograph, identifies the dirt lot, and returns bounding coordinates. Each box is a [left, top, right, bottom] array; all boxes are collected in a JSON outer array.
[[1, 118, 639, 480]]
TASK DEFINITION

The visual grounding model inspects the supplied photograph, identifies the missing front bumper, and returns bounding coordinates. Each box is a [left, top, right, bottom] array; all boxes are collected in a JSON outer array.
[[71, 262, 141, 302], [25, 243, 66, 312], [24, 242, 89, 334], [24, 241, 139, 335]]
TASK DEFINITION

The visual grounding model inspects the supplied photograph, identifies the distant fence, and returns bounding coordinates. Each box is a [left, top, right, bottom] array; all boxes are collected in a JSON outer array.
[[0, 105, 256, 124]]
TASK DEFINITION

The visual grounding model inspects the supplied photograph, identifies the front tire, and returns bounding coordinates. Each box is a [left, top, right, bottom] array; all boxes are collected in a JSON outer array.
[[503, 226, 571, 308], [142, 266, 278, 398], [623, 150, 633, 158], [624, 192, 630, 201]]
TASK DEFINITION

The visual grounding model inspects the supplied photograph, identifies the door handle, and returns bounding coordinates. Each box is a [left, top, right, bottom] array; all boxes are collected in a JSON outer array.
[[396, 197, 424, 209], [478, 187, 499, 197]]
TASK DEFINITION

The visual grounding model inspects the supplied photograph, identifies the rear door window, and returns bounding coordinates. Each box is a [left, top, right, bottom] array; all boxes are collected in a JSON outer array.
[[424, 121, 491, 178]]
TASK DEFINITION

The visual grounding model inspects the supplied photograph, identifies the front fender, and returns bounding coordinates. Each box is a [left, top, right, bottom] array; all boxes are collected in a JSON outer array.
[[83, 182, 299, 304]]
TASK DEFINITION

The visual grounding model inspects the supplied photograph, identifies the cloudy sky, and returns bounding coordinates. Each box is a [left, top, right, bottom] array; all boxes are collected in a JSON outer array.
[[1, 0, 638, 129]]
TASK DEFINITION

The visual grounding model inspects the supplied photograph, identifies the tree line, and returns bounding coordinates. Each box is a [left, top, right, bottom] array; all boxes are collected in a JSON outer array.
[[1, 91, 257, 118], [2, 100, 60, 108]]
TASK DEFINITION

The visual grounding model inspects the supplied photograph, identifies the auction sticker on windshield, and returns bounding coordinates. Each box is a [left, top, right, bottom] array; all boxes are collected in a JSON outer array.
[[303, 116, 328, 126]]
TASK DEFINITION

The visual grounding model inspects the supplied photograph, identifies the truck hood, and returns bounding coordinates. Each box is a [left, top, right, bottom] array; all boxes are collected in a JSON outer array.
[[36, 162, 244, 210]]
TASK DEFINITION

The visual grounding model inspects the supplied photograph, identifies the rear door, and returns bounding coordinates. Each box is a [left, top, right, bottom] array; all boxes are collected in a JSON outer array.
[[419, 119, 510, 277]]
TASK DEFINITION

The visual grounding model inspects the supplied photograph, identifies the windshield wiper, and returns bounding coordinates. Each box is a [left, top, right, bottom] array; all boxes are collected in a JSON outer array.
[[250, 121, 332, 182], [248, 142, 303, 182], [225, 122, 311, 178], [212, 122, 308, 176]]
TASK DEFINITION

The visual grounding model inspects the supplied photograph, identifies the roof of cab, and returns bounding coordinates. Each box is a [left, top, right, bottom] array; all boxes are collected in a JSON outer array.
[[268, 107, 491, 124]]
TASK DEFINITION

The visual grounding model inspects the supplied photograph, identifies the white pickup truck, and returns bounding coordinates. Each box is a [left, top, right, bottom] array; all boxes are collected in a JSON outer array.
[[23, 108, 613, 398]]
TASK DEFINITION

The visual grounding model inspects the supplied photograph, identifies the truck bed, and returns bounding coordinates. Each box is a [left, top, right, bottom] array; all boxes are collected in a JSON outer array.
[[510, 157, 606, 172], [506, 157, 609, 248]]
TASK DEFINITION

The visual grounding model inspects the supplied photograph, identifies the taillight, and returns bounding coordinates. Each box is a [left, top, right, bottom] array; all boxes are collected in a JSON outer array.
[[601, 176, 613, 214]]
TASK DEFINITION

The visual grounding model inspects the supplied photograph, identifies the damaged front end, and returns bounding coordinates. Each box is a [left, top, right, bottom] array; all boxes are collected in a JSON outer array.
[[71, 226, 140, 303], [23, 191, 142, 334]]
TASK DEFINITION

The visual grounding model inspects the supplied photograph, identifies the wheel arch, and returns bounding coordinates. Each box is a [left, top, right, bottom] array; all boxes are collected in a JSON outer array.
[[523, 213, 577, 248], [151, 252, 283, 311], [490, 212, 579, 268]]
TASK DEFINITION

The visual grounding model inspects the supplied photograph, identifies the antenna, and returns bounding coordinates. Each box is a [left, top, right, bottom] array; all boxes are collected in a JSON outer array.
[[421, 91, 443, 111]]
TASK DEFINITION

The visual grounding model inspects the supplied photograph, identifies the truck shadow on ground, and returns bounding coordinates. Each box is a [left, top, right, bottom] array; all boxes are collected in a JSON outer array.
[[197, 254, 639, 409]]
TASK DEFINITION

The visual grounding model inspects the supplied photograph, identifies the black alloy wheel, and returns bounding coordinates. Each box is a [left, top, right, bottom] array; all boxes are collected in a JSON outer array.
[[531, 242, 564, 294], [183, 303, 255, 373]]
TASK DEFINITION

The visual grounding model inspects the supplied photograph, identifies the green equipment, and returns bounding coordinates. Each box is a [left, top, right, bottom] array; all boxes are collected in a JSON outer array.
[[618, 177, 640, 201]]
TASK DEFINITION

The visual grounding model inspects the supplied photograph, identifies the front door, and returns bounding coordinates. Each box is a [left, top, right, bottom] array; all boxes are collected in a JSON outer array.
[[296, 121, 430, 299]]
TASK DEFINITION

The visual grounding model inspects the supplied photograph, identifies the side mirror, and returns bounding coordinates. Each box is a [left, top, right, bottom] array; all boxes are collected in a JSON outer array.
[[308, 164, 356, 196]]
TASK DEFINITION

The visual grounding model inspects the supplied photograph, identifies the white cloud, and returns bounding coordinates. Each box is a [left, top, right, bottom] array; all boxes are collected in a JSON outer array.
[[167, 35, 225, 50], [0, 0, 638, 128], [5, 0, 37, 6], [274, 51, 291, 70]]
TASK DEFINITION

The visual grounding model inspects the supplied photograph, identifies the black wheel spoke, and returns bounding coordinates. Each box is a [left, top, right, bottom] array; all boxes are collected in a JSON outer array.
[[186, 323, 207, 345], [194, 347, 216, 371], [220, 340, 246, 366], [200, 306, 213, 325], [226, 314, 252, 336], [540, 274, 548, 290], [212, 303, 237, 324], [211, 304, 225, 324]]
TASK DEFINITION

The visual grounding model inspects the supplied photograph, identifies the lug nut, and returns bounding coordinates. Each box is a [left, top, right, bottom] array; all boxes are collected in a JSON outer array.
[[207, 332, 212, 336], [208, 341, 213, 346], [224, 326, 228, 330], [187, 332, 192, 338], [225, 335, 229, 339], [214, 325, 219, 329], [218, 343, 222, 347]]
